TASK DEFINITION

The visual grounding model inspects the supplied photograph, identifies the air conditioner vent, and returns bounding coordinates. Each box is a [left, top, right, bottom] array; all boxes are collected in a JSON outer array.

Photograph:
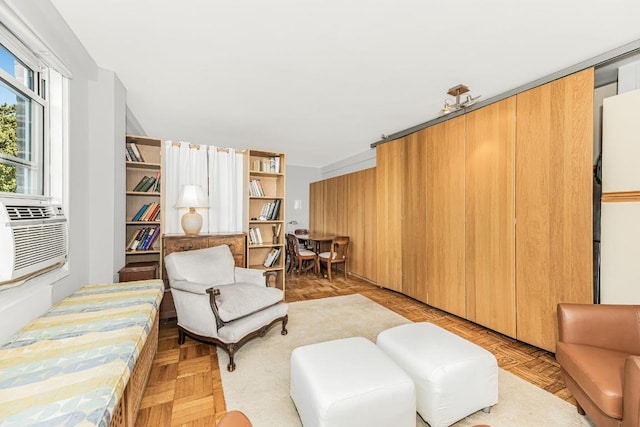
[[6, 205, 57, 221], [0, 199, 68, 283]]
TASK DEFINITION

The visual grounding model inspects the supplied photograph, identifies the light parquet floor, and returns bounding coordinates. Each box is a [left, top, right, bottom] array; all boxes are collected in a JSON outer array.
[[135, 273, 575, 427]]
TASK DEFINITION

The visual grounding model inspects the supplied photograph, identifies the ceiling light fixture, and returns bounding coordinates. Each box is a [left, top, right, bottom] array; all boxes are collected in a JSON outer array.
[[439, 84, 481, 116]]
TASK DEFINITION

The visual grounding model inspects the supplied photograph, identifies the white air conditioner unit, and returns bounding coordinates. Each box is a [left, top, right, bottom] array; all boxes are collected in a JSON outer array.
[[0, 198, 68, 283]]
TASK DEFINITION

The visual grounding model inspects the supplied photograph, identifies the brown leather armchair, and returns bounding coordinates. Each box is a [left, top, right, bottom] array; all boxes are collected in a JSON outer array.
[[556, 303, 640, 427]]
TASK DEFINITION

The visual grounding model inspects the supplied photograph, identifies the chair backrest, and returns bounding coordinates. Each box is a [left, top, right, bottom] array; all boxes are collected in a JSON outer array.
[[294, 229, 309, 235], [165, 244, 235, 286], [286, 233, 299, 257], [330, 236, 350, 261]]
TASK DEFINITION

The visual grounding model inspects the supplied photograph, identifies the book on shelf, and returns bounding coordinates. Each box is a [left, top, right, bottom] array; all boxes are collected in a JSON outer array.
[[263, 247, 281, 267], [255, 227, 263, 244], [133, 176, 150, 192], [251, 156, 281, 173], [150, 172, 161, 192], [129, 143, 144, 162], [125, 149, 132, 162], [249, 179, 265, 197], [132, 203, 150, 221], [140, 176, 157, 192], [140, 226, 158, 250], [132, 176, 159, 193], [270, 199, 281, 220]]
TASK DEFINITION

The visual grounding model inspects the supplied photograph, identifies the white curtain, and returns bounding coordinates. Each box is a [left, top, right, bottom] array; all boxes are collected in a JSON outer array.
[[208, 147, 245, 232], [163, 141, 208, 234]]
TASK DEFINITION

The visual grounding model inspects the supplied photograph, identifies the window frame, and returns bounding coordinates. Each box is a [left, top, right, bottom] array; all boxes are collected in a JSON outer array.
[[0, 29, 49, 197]]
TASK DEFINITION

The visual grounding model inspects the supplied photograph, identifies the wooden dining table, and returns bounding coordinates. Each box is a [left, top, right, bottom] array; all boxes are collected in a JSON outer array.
[[296, 233, 336, 254]]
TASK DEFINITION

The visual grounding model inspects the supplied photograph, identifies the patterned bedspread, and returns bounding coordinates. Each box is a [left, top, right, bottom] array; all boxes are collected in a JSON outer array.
[[0, 279, 164, 426]]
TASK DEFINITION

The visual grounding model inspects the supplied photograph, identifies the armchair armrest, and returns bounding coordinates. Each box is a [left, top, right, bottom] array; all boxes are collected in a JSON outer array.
[[234, 267, 265, 286], [557, 303, 640, 354], [170, 280, 211, 295], [235, 267, 278, 287], [623, 356, 640, 427]]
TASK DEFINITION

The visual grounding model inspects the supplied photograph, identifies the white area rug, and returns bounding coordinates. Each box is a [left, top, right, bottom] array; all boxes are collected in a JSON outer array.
[[219, 294, 593, 427]]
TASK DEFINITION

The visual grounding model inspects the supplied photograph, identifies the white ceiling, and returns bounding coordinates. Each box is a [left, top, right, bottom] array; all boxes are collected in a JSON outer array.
[[50, 0, 640, 168]]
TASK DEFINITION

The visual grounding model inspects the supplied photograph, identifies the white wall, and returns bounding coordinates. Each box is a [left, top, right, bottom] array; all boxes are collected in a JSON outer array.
[[0, 1, 127, 341], [89, 69, 126, 283], [320, 148, 376, 180], [618, 60, 640, 94], [593, 83, 617, 163], [285, 165, 321, 233]]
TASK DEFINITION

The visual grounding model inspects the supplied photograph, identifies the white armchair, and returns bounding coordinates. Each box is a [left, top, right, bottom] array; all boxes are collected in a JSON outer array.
[[164, 244, 288, 371]]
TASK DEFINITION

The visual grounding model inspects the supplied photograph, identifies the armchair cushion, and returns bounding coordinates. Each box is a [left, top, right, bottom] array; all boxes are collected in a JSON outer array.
[[215, 283, 284, 322], [165, 245, 235, 286]]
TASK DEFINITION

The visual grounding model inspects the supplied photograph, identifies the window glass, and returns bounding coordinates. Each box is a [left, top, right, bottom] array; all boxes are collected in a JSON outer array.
[[0, 44, 34, 90], [0, 42, 43, 195]]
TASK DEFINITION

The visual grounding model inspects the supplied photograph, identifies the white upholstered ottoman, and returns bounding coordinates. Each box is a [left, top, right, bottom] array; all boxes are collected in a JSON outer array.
[[377, 322, 498, 427], [290, 337, 416, 427]]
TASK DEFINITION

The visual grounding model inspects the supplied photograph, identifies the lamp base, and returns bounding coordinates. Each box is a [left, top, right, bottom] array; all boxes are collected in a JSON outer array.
[[181, 208, 203, 235]]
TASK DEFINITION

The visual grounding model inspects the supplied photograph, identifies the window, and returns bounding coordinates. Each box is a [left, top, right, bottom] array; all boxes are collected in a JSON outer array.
[[0, 42, 45, 195]]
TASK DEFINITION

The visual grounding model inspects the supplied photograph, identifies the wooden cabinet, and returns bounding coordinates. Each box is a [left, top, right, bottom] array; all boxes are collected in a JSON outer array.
[[376, 138, 404, 291], [162, 233, 247, 319], [124, 135, 162, 270], [402, 130, 428, 301], [345, 168, 377, 283], [465, 97, 517, 337], [426, 116, 466, 318], [515, 68, 594, 351], [309, 69, 594, 353], [245, 150, 286, 290]]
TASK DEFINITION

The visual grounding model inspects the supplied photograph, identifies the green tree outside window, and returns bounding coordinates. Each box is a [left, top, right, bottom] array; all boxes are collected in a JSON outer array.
[[0, 103, 17, 193]]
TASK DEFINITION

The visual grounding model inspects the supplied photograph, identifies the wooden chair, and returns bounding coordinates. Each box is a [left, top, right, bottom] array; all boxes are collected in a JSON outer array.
[[316, 236, 349, 281], [294, 228, 310, 249], [286, 233, 317, 275]]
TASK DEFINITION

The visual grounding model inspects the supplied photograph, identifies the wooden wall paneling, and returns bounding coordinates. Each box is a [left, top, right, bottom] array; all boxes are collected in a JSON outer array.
[[515, 68, 594, 352], [309, 181, 324, 233], [426, 116, 467, 317], [323, 177, 338, 235], [347, 170, 366, 277], [465, 97, 517, 337], [336, 175, 349, 236], [376, 138, 404, 291], [363, 167, 378, 282], [402, 130, 429, 301]]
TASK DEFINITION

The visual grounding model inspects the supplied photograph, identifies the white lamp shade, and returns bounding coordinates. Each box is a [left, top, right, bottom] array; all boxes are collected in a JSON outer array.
[[175, 185, 208, 208]]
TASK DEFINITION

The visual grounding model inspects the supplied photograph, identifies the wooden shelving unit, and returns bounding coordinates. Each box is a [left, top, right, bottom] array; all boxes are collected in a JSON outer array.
[[245, 149, 286, 291], [125, 135, 163, 271]]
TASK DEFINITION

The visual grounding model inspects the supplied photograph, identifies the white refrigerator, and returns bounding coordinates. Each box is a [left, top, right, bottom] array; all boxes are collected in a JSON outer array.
[[600, 88, 640, 304]]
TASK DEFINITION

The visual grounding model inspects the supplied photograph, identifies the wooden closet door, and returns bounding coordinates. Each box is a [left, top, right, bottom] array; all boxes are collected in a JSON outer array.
[[347, 170, 364, 277], [515, 68, 594, 351], [376, 138, 403, 291], [346, 168, 377, 282], [465, 97, 516, 337], [426, 116, 466, 317], [309, 180, 324, 233], [363, 167, 378, 282], [324, 177, 338, 235], [402, 130, 428, 302]]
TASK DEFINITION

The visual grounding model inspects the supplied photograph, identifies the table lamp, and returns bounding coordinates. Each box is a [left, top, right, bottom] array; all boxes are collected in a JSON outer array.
[[175, 184, 208, 235]]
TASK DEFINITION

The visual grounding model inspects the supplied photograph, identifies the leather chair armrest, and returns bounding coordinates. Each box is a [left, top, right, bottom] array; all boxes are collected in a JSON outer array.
[[623, 356, 640, 427], [557, 303, 640, 353], [217, 410, 252, 427]]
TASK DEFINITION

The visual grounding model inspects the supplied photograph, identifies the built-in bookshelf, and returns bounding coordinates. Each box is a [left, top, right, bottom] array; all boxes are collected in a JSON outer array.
[[125, 135, 162, 269], [245, 149, 286, 291]]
